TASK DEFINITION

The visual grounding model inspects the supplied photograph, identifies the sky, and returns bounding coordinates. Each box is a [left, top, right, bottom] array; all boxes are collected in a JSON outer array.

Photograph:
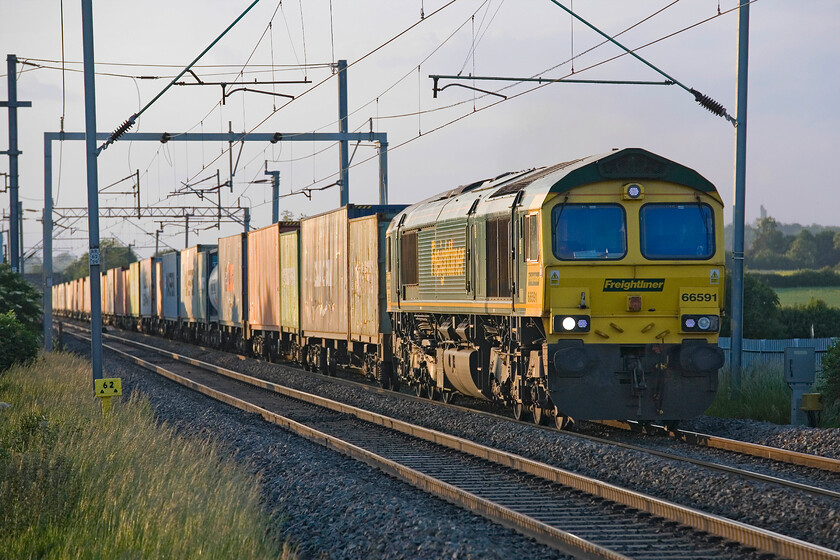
[[1, 0, 839, 260]]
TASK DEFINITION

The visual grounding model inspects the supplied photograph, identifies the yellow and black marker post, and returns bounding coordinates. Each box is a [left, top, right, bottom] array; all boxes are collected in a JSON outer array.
[[94, 378, 122, 416]]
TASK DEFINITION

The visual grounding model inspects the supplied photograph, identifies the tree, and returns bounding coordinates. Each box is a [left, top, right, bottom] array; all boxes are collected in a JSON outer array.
[[65, 238, 138, 280], [786, 229, 818, 269], [0, 263, 42, 334], [721, 273, 785, 338], [814, 230, 840, 268], [750, 217, 790, 255]]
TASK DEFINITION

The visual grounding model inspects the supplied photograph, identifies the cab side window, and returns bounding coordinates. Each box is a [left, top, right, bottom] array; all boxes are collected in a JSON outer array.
[[524, 214, 539, 261]]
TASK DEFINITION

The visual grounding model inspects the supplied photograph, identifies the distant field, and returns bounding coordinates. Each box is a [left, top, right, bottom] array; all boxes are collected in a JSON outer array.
[[774, 286, 840, 307]]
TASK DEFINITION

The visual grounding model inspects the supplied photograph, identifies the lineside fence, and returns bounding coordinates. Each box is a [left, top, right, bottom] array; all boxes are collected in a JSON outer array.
[[718, 337, 838, 371]]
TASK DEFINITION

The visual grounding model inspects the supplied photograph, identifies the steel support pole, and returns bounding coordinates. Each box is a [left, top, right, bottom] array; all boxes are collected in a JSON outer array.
[[378, 140, 389, 205], [730, 1, 750, 395], [18, 201, 23, 274], [43, 134, 53, 350], [81, 0, 103, 381], [6, 55, 20, 273], [337, 59, 349, 207], [244, 207, 250, 232], [265, 169, 280, 223]]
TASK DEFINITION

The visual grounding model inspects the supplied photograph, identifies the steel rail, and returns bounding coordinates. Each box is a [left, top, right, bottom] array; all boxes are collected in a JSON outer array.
[[66, 329, 628, 560], [64, 326, 840, 560], [63, 322, 840, 498], [598, 420, 840, 473]]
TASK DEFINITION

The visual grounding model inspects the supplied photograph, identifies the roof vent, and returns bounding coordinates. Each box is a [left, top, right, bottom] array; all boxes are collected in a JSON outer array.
[[598, 152, 668, 179]]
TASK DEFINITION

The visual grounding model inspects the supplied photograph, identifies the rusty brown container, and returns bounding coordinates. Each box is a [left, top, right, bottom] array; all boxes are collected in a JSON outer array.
[[218, 232, 247, 327], [349, 215, 391, 343], [129, 262, 141, 317], [82, 276, 91, 315], [301, 205, 405, 341], [102, 272, 114, 316], [247, 222, 298, 332], [121, 267, 130, 316], [300, 207, 349, 339]]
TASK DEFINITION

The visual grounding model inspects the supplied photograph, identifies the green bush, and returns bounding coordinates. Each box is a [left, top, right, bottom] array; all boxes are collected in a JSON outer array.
[[0, 311, 39, 373], [819, 340, 840, 408], [778, 301, 840, 338], [751, 268, 840, 288], [0, 263, 41, 333]]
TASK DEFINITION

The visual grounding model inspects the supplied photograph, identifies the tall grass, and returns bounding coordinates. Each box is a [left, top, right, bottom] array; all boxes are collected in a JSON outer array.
[[706, 363, 792, 425], [0, 352, 294, 560]]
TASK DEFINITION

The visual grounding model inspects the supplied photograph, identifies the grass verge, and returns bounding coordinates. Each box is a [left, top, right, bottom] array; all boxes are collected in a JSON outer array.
[[707, 363, 840, 427], [0, 352, 294, 560], [706, 363, 792, 425]]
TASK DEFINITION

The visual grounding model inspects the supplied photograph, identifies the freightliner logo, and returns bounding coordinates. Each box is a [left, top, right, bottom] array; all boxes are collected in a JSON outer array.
[[603, 279, 665, 292]]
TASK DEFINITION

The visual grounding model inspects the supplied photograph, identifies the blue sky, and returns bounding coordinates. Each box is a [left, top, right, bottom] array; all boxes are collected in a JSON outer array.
[[1, 0, 838, 258]]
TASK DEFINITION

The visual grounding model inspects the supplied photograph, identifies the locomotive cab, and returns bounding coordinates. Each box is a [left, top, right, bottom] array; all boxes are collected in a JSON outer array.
[[536, 157, 725, 421]]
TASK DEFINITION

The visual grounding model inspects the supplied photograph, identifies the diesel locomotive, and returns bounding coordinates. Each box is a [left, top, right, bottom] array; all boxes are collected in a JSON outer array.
[[53, 147, 725, 428]]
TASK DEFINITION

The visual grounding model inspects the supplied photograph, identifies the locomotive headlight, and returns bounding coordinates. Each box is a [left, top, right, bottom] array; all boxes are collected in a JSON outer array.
[[623, 183, 644, 200], [681, 314, 719, 333], [553, 314, 591, 333]]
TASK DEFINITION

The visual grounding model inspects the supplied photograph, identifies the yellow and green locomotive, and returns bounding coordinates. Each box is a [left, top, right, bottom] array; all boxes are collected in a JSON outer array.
[[386, 148, 725, 427]]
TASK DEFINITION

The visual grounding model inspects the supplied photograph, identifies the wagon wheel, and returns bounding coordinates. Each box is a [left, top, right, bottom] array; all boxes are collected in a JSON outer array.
[[425, 383, 437, 401], [530, 405, 545, 426]]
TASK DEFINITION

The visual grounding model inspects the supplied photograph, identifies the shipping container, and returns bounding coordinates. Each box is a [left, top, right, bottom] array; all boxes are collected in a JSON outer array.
[[139, 257, 156, 317], [179, 244, 218, 323], [121, 267, 131, 316], [102, 272, 114, 316], [129, 262, 140, 317], [349, 214, 391, 343], [247, 223, 298, 332], [112, 268, 125, 316], [161, 252, 180, 321], [279, 230, 299, 331], [218, 233, 246, 327], [300, 205, 405, 341], [82, 276, 91, 315], [154, 259, 163, 318]]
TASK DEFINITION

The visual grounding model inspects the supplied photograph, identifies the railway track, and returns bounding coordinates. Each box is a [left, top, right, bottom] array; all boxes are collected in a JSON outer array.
[[63, 321, 840, 501], [594, 420, 840, 473], [63, 324, 839, 560]]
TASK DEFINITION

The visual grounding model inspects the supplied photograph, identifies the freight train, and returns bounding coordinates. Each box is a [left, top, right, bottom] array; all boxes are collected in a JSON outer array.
[[54, 148, 726, 428]]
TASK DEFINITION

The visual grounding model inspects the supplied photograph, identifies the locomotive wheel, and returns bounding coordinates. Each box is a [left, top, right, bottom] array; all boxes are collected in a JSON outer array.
[[512, 402, 525, 421], [440, 391, 455, 404], [413, 383, 425, 398], [551, 407, 572, 430]]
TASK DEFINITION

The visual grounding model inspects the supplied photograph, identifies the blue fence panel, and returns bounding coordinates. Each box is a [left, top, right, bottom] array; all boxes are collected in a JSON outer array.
[[718, 337, 838, 371]]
